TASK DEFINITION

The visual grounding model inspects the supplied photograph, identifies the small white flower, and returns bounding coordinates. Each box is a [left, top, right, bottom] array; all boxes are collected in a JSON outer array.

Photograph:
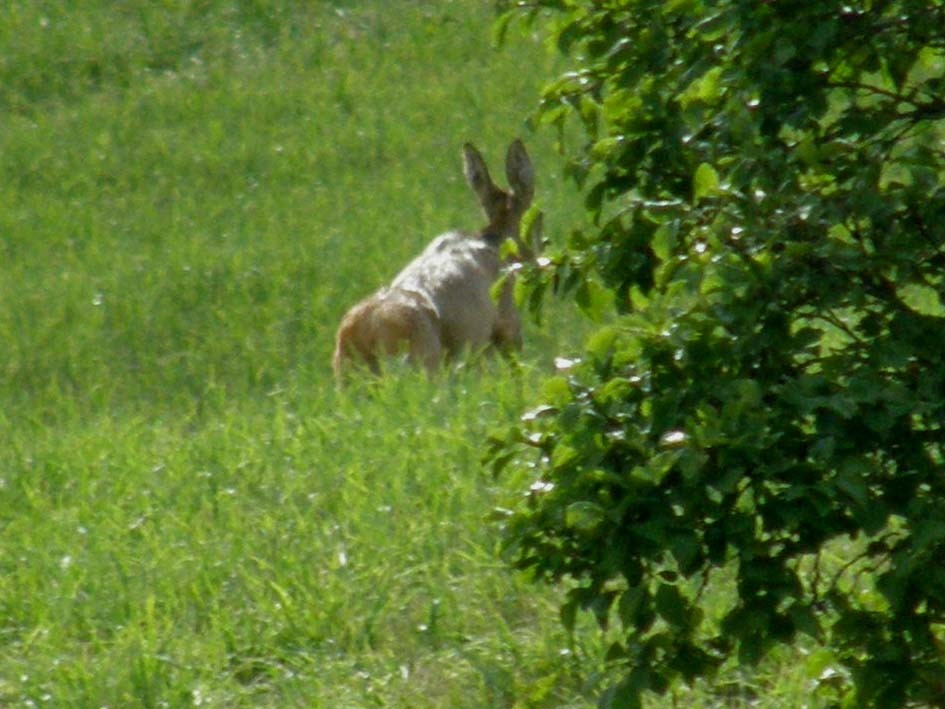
[[660, 430, 688, 447]]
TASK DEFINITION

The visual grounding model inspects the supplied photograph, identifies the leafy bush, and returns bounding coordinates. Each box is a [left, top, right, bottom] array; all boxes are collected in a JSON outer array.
[[494, 1, 945, 706]]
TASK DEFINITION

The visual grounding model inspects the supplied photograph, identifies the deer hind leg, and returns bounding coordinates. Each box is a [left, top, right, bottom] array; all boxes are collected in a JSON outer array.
[[406, 313, 442, 375], [370, 291, 443, 376], [491, 319, 522, 354], [333, 297, 385, 384], [397, 294, 442, 376], [334, 289, 443, 382]]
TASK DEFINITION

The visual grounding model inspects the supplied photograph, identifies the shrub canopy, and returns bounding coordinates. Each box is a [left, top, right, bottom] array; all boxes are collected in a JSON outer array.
[[494, 1, 945, 706]]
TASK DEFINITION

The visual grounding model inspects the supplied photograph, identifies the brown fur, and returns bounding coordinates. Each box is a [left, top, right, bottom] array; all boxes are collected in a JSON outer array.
[[332, 288, 441, 378], [332, 140, 540, 384]]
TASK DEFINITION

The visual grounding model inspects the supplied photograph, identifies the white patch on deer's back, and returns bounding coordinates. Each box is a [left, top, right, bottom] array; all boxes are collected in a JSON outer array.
[[427, 230, 471, 253], [390, 231, 502, 353]]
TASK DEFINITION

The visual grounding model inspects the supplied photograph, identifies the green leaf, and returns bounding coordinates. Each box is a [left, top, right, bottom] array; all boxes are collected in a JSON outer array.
[[738, 631, 767, 666], [692, 162, 721, 201], [575, 279, 615, 322], [605, 641, 627, 663], [585, 325, 619, 361], [679, 66, 725, 108], [651, 223, 678, 262], [789, 603, 821, 639], [663, 0, 698, 14], [671, 532, 701, 574], [599, 675, 644, 709], [617, 586, 648, 628], [896, 283, 945, 317], [835, 463, 869, 510], [492, 10, 514, 47], [541, 376, 572, 406], [565, 501, 606, 533], [560, 597, 579, 634], [629, 286, 649, 310], [552, 443, 580, 470], [648, 449, 684, 481], [654, 583, 690, 628]]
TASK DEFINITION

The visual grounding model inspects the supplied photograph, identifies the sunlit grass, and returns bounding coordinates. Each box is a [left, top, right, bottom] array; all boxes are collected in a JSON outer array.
[[1, 370, 591, 707], [0, 3, 594, 705]]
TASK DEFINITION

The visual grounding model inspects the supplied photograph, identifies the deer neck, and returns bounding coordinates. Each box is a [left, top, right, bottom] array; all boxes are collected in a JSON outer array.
[[479, 229, 505, 249]]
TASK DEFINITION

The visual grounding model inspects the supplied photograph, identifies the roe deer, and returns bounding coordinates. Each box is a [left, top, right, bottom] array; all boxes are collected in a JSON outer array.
[[332, 139, 540, 382]]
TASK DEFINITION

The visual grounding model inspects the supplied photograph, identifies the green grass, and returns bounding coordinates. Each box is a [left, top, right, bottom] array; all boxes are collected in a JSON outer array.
[[1, 372, 591, 707], [1, 2, 821, 707]]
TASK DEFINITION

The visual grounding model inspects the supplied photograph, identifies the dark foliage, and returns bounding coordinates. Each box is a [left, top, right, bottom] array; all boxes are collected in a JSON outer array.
[[493, 1, 945, 706]]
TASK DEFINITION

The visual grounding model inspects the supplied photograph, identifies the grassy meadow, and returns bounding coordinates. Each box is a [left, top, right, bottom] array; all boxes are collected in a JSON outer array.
[[1, 2, 819, 707]]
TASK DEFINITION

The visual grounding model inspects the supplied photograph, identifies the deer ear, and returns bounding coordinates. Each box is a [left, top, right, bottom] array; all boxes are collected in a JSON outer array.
[[505, 140, 534, 202], [462, 143, 493, 197]]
